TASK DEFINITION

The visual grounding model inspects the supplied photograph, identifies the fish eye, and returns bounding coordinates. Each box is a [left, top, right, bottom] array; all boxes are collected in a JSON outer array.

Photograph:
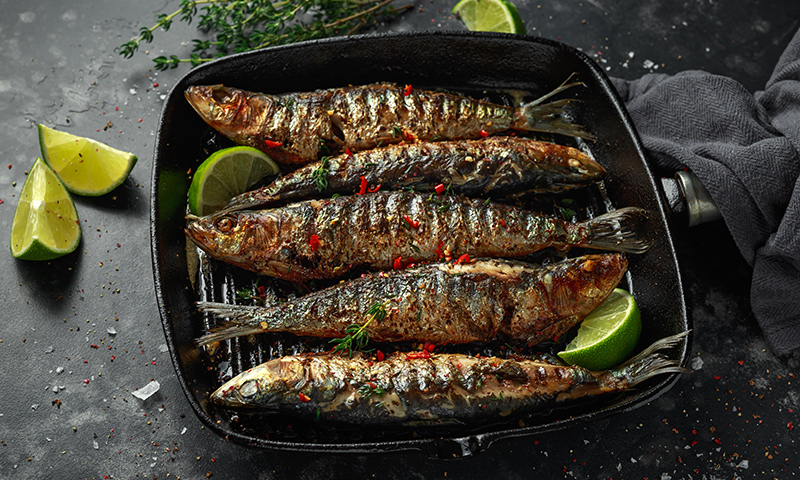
[[215, 216, 237, 233]]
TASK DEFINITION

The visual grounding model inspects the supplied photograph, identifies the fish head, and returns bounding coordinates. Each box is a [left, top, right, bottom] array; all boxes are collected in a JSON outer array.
[[184, 210, 284, 273], [210, 358, 307, 408], [184, 85, 252, 139]]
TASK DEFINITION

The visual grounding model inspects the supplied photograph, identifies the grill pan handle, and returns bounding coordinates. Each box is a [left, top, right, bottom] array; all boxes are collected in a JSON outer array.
[[660, 170, 721, 227]]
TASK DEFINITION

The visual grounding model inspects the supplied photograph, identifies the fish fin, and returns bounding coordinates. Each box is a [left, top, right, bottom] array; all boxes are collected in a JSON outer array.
[[196, 301, 263, 322], [616, 331, 692, 387], [517, 75, 596, 141], [196, 321, 266, 347], [581, 207, 651, 254]]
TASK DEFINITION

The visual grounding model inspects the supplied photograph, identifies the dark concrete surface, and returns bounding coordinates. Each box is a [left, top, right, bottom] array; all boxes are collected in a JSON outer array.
[[1, 1, 799, 478]]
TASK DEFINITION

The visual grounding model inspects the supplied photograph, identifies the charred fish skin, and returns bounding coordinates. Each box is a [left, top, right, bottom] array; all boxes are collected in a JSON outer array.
[[184, 82, 594, 165], [208, 332, 689, 425], [223, 136, 607, 211], [196, 254, 628, 347], [184, 191, 649, 281]]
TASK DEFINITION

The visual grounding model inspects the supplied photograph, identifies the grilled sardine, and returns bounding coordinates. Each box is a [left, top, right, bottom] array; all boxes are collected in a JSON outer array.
[[209, 332, 689, 425], [184, 80, 594, 165], [196, 254, 628, 347], [223, 136, 607, 211], [185, 191, 649, 281]]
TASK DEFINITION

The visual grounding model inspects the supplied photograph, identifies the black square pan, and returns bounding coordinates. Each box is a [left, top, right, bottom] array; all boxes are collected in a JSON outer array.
[[151, 31, 690, 457]]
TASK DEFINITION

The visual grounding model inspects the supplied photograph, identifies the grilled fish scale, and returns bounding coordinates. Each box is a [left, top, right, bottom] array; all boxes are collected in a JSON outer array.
[[196, 255, 628, 347], [209, 333, 690, 425], [185, 191, 648, 281], [184, 82, 594, 165]]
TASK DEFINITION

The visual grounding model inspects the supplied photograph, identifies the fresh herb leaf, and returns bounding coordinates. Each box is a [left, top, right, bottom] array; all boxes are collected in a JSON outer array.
[[313, 157, 330, 192], [120, 0, 412, 70], [329, 301, 387, 357]]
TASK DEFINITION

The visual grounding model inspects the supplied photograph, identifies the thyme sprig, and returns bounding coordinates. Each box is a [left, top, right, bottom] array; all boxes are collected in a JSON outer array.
[[119, 0, 411, 71], [329, 301, 387, 357], [313, 157, 331, 192]]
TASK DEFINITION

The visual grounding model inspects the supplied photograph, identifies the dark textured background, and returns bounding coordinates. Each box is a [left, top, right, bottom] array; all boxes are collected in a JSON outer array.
[[1, 1, 799, 478]]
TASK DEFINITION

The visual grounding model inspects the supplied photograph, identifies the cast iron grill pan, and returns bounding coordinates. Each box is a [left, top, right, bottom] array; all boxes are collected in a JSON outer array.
[[151, 31, 690, 458]]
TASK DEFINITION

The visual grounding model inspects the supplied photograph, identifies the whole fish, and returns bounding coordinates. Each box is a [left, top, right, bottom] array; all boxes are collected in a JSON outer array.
[[223, 136, 607, 212], [185, 191, 649, 281], [208, 332, 689, 425], [196, 254, 628, 347], [184, 80, 594, 165]]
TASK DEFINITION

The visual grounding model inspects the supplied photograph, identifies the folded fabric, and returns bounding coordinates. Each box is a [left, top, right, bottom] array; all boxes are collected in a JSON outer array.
[[610, 27, 800, 355]]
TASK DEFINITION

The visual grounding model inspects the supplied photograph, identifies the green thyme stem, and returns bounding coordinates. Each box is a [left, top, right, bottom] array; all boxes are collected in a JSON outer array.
[[119, 0, 411, 71]]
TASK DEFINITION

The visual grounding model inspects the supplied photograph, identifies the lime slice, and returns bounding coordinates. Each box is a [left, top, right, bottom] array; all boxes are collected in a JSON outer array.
[[38, 124, 138, 196], [187, 146, 280, 216], [452, 0, 525, 34], [557, 288, 643, 371], [10, 157, 81, 261]]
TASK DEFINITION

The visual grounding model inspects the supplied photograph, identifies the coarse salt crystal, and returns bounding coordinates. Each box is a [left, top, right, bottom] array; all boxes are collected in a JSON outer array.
[[132, 380, 160, 401]]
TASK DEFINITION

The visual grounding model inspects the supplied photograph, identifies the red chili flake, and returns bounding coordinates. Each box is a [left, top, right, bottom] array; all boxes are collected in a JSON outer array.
[[111, 356, 115, 361], [425, 343, 435, 353], [90, 344, 99, 349], [403, 215, 420, 229], [83, 379, 90, 384], [788, 422, 794, 430], [713, 375, 721, 380], [402, 130, 416, 143], [367, 382, 377, 389], [689, 440, 698, 447], [153, 82, 159, 87], [368, 183, 381, 193], [455, 254, 471, 265], [376, 350, 385, 361], [0, 200, 4, 205], [738, 360, 744, 365], [116, 243, 121, 248], [345, 148, 353, 156], [691, 429, 698, 435], [403, 84, 413, 96], [309, 234, 320, 252], [257, 285, 267, 298], [498, 219, 507, 228], [138, 118, 143, 123], [713, 437, 721, 445], [6, 164, 10, 169], [115, 106, 119, 111], [434, 183, 445, 195], [264, 139, 282, 148], [406, 350, 432, 360], [298, 393, 311, 402], [393, 256, 404, 270], [357, 176, 368, 195], [479, 129, 491, 138]]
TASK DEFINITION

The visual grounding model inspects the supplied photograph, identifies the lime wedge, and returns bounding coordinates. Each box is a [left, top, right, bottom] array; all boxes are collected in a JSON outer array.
[[10, 157, 81, 261], [38, 124, 138, 196], [452, 0, 525, 34], [557, 288, 643, 371], [187, 146, 280, 216]]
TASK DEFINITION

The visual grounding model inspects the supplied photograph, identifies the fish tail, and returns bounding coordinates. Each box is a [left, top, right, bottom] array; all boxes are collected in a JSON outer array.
[[196, 321, 267, 346], [517, 75, 596, 141], [195, 301, 266, 346], [613, 331, 692, 387], [580, 207, 651, 254]]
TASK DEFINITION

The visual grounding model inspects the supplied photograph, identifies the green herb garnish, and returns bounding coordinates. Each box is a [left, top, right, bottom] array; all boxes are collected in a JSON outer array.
[[313, 157, 330, 192], [119, 0, 411, 70], [329, 301, 387, 357]]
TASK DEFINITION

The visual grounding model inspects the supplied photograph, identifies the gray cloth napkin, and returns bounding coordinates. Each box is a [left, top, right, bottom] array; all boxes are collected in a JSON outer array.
[[610, 28, 800, 356]]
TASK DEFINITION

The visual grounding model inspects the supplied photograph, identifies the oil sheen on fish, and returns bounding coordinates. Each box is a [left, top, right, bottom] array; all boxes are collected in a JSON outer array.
[[184, 81, 594, 165], [196, 254, 627, 347], [185, 191, 649, 281], [208, 332, 689, 425], [223, 136, 607, 211]]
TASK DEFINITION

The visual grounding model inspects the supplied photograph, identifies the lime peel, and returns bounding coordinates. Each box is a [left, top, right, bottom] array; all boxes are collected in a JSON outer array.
[[557, 288, 643, 371], [10, 157, 81, 261], [452, 0, 525, 34], [187, 146, 280, 216], [38, 124, 138, 196]]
